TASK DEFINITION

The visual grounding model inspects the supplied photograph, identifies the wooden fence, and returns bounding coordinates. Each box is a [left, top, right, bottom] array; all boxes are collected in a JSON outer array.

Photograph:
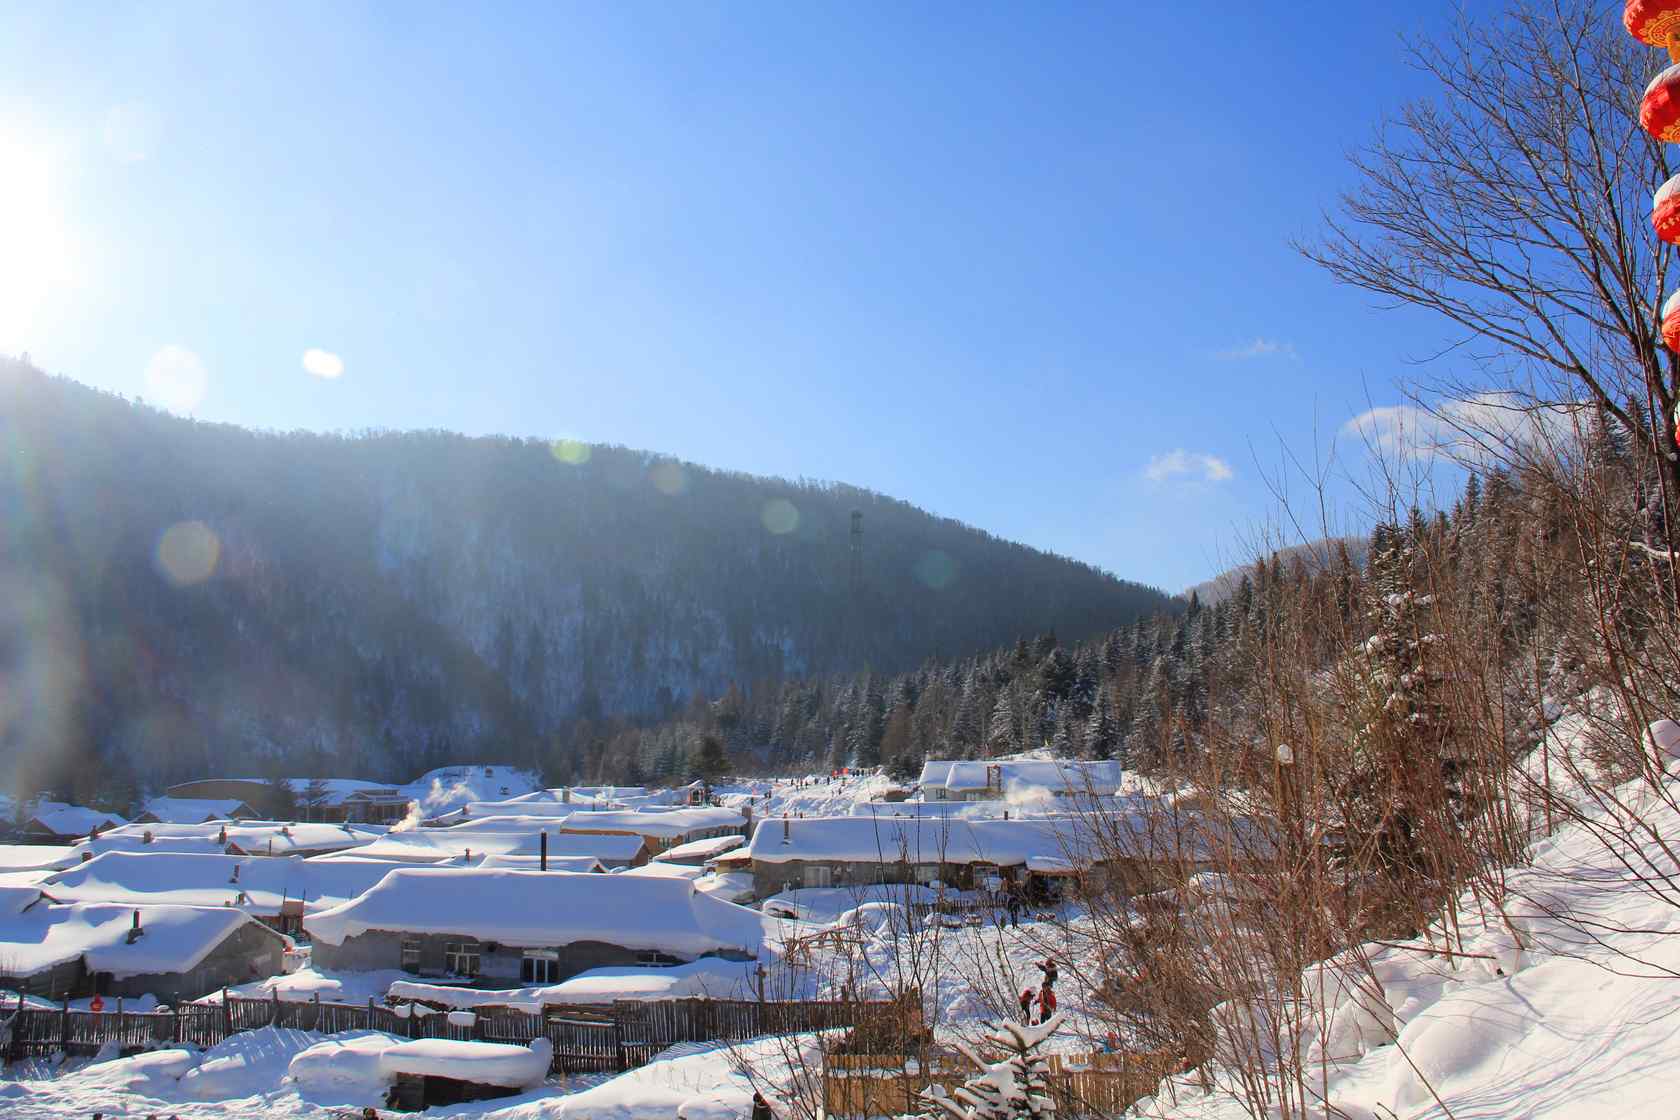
[[822, 1050, 1176, 1118], [2, 993, 886, 1076]]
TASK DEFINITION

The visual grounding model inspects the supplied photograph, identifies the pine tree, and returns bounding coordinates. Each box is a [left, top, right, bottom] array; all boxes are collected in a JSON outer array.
[[922, 1014, 1061, 1120], [1084, 689, 1119, 761]]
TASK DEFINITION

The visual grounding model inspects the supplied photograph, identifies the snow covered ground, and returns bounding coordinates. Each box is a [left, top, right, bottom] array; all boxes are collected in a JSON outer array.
[[1132, 725, 1680, 1119]]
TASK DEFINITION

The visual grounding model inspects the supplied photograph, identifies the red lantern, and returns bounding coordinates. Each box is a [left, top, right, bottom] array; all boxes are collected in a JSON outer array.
[[1644, 65, 1680, 141], [1627, 0, 1680, 60], [1657, 174, 1680, 244], [1662, 288, 1680, 353]]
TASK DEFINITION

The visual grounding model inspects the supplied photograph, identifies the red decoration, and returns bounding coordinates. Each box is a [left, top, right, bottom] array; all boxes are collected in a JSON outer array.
[[1627, 0, 1680, 59], [1657, 174, 1680, 244], [1644, 65, 1680, 141], [1662, 289, 1680, 355]]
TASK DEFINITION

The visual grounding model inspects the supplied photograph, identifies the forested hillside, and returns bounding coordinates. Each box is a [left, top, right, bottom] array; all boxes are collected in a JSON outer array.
[[610, 438, 1624, 802], [0, 359, 1173, 801]]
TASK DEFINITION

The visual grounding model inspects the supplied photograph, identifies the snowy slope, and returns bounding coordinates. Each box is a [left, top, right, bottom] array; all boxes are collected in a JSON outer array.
[[1133, 726, 1680, 1119]]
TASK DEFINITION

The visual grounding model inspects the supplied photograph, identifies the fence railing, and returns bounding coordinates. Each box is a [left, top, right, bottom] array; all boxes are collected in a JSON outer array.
[[1, 992, 889, 1076], [822, 1050, 1177, 1118]]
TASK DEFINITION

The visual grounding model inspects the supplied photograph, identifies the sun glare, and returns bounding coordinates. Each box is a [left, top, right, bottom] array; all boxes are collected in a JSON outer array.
[[0, 128, 76, 352]]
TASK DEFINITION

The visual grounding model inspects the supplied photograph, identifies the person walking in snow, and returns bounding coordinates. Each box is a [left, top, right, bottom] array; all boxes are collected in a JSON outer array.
[[1037, 982, 1057, 1025], [751, 1090, 773, 1120], [1038, 958, 1059, 988], [1018, 987, 1036, 1023], [1005, 881, 1023, 928]]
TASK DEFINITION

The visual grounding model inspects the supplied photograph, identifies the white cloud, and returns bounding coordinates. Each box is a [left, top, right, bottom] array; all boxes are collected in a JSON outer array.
[[1145, 449, 1235, 484], [302, 348, 344, 379], [1217, 337, 1297, 361], [1342, 393, 1577, 462]]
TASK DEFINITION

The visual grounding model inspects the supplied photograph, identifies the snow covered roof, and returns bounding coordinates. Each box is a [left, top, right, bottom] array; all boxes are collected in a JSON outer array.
[[620, 862, 706, 881], [929, 759, 1123, 796], [653, 834, 746, 863], [475, 855, 605, 873], [749, 816, 1099, 867], [334, 827, 646, 865], [304, 868, 767, 958], [135, 798, 257, 824], [0, 894, 280, 979], [43, 851, 403, 915], [73, 821, 380, 860], [559, 806, 744, 840], [0, 845, 77, 873], [25, 806, 127, 838]]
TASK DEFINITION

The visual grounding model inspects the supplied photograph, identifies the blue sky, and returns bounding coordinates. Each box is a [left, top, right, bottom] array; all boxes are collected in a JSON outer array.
[[0, 2, 1483, 591]]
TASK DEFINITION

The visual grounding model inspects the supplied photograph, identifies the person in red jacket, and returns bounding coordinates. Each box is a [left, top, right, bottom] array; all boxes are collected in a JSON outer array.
[[1037, 982, 1057, 1025]]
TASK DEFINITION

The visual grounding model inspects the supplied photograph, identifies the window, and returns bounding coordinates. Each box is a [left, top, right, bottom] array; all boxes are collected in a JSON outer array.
[[636, 950, 680, 966], [401, 937, 421, 971], [444, 941, 480, 977], [803, 865, 833, 888], [522, 951, 559, 984]]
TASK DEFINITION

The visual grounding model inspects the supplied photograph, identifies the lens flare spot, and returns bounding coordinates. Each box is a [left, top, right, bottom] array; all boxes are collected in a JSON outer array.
[[761, 498, 800, 535], [551, 439, 591, 465], [649, 460, 689, 496], [144, 345, 208, 415], [914, 550, 959, 590], [302, 348, 344, 379], [155, 521, 220, 587]]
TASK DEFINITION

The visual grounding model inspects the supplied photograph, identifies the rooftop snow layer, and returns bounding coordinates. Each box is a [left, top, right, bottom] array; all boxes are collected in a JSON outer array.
[[746, 815, 1096, 866], [653, 834, 746, 863], [920, 759, 1123, 796], [0, 894, 274, 979], [335, 827, 646, 864], [136, 798, 255, 824], [44, 851, 401, 914], [559, 807, 745, 839], [303, 868, 767, 957], [28, 806, 127, 837]]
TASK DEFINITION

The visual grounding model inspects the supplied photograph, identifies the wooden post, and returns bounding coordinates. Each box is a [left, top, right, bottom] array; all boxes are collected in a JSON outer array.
[[366, 996, 376, 1031], [59, 997, 68, 1052], [115, 998, 123, 1051], [222, 989, 232, 1040], [271, 987, 281, 1027]]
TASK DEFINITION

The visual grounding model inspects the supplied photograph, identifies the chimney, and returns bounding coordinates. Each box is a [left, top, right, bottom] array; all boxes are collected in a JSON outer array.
[[217, 824, 228, 845], [540, 831, 548, 872], [562, 788, 571, 805], [781, 818, 790, 845], [142, 830, 154, 845], [126, 909, 143, 944]]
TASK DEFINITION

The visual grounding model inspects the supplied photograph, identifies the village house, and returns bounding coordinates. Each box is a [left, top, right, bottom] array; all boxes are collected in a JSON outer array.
[[133, 797, 261, 825], [557, 806, 747, 855], [71, 820, 382, 862], [745, 815, 1103, 900], [20, 804, 128, 844], [305, 868, 766, 986], [42, 851, 403, 937], [651, 834, 746, 866], [327, 819, 651, 868], [915, 759, 1124, 802], [164, 778, 412, 824], [0, 886, 287, 1002]]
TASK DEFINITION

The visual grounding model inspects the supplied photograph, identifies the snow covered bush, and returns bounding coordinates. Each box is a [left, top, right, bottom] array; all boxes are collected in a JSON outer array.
[[922, 1013, 1061, 1120]]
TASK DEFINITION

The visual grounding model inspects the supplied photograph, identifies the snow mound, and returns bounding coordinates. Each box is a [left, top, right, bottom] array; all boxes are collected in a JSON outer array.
[[378, 1036, 552, 1088], [286, 1030, 403, 1100]]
